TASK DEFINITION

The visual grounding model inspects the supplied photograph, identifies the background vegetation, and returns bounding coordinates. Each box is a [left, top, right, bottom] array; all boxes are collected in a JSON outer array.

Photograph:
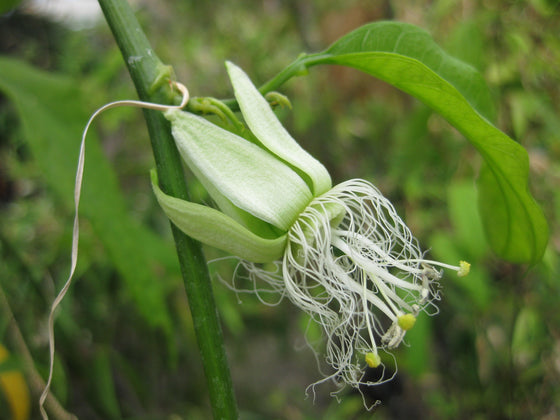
[[1, 0, 559, 418]]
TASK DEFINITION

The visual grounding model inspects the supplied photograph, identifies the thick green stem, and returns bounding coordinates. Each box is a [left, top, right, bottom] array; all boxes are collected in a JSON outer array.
[[97, 1, 238, 418]]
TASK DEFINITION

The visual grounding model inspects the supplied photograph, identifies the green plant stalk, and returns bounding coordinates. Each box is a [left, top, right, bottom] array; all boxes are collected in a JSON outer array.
[[218, 54, 321, 111], [96, 0, 238, 418]]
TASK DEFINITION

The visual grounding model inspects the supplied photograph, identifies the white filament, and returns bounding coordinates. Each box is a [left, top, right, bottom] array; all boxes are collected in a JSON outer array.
[[242, 178, 451, 406]]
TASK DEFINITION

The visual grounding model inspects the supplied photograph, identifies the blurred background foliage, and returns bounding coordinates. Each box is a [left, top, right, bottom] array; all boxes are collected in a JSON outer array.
[[0, 0, 559, 419]]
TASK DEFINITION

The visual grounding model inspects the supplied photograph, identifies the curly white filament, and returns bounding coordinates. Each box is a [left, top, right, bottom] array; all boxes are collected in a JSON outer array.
[[39, 82, 189, 420], [242, 178, 465, 405]]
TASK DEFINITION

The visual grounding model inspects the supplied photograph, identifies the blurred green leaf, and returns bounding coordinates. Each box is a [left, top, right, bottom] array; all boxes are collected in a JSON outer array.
[[431, 181, 492, 310], [511, 307, 545, 370], [0, 56, 178, 333], [92, 347, 121, 419], [0, 0, 22, 14], [433, 233, 492, 311], [400, 314, 431, 378], [445, 19, 486, 71], [51, 353, 69, 407], [447, 181, 489, 259], [306, 21, 548, 264], [0, 354, 21, 374]]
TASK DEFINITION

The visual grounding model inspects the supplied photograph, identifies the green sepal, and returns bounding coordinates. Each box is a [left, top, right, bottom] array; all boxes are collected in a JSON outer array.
[[226, 61, 332, 196], [165, 108, 312, 231], [151, 170, 287, 263]]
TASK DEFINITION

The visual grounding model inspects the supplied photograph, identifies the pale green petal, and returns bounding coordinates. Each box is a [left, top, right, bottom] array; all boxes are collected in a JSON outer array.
[[226, 61, 332, 196], [182, 151, 282, 239], [151, 171, 286, 263], [165, 108, 312, 231]]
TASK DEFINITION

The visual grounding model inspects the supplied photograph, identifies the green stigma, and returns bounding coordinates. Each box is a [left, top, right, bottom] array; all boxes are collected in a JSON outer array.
[[397, 313, 417, 331], [365, 352, 381, 368], [458, 261, 471, 277]]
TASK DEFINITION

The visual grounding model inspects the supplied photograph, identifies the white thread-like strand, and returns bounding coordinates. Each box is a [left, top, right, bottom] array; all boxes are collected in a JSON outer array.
[[39, 82, 189, 420], [240, 179, 454, 407]]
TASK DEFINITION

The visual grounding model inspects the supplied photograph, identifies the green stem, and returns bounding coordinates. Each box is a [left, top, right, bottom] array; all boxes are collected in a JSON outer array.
[[97, 1, 238, 418], [218, 53, 326, 111], [258, 54, 321, 93]]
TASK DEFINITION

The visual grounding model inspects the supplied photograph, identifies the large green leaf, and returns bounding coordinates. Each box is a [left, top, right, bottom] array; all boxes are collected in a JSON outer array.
[[300, 21, 547, 263], [0, 56, 178, 332]]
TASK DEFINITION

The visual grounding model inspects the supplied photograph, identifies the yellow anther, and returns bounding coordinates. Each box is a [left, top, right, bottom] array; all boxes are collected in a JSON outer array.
[[397, 313, 416, 331], [365, 352, 381, 368], [458, 261, 471, 277]]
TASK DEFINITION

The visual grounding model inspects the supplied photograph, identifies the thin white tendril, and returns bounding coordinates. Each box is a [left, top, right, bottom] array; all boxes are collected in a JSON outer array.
[[39, 82, 189, 420]]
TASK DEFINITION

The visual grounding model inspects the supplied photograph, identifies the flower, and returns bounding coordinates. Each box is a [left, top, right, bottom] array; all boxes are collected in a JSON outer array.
[[152, 61, 469, 403]]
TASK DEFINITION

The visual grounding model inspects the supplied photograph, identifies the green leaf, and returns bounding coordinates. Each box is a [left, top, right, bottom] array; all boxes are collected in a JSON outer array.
[[0, 0, 22, 14], [320, 21, 495, 119], [297, 21, 547, 263], [511, 307, 546, 370], [447, 181, 489, 259], [0, 56, 177, 332], [151, 170, 287, 263], [400, 315, 431, 378], [91, 347, 121, 419], [430, 181, 493, 311]]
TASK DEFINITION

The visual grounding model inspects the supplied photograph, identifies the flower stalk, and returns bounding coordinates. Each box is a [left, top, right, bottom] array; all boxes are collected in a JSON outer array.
[[97, 0, 238, 418]]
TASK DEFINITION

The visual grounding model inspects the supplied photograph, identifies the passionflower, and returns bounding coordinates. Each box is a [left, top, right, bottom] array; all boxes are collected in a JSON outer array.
[[152, 62, 469, 401]]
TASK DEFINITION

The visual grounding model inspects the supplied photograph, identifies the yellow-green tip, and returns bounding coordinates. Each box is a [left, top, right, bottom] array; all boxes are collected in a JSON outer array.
[[365, 352, 381, 368], [397, 313, 416, 331], [458, 261, 471, 277]]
